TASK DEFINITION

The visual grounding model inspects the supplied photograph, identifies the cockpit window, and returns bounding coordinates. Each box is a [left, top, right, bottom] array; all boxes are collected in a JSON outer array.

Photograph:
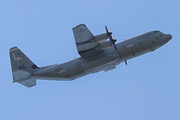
[[154, 31, 159, 34]]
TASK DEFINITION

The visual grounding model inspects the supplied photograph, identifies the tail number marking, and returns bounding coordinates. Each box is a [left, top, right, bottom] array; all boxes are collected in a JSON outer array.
[[18, 65, 26, 70]]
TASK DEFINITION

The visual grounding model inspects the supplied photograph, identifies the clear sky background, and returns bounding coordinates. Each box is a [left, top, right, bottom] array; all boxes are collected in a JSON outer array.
[[0, 0, 179, 120]]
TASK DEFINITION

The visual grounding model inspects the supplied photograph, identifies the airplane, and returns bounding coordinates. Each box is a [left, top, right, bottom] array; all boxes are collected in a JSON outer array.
[[9, 24, 172, 88]]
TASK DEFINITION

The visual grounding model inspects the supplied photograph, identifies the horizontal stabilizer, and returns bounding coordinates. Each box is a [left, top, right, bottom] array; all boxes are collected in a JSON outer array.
[[13, 70, 31, 81], [18, 78, 36, 88], [12, 70, 36, 88]]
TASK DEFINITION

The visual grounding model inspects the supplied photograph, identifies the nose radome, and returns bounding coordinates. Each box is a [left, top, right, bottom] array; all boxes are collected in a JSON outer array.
[[165, 34, 172, 40]]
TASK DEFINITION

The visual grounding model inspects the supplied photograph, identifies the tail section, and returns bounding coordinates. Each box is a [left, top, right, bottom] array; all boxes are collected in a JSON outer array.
[[9, 47, 39, 87]]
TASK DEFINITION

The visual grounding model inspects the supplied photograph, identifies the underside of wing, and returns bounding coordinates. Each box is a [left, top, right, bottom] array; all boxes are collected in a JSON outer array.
[[73, 24, 94, 44], [72, 24, 98, 56], [72, 24, 110, 57]]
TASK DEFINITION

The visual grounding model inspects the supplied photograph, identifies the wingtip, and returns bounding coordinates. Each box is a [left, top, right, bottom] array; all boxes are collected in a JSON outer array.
[[73, 24, 86, 29]]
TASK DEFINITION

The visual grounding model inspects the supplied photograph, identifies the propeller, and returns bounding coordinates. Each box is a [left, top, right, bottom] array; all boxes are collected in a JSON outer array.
[[105, 26, 117, 50], [105, 26, 128, 66]]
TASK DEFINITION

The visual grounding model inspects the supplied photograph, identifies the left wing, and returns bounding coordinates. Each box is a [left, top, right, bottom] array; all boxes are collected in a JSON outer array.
[[72, 24, 110, 57], [72, 24, 94, 44]]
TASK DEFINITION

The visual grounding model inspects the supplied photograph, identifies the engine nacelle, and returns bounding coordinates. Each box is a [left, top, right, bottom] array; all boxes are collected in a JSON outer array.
[[77, 42, 98, 52], [95, 41, 112, 50], [89, 33, 108, 43]]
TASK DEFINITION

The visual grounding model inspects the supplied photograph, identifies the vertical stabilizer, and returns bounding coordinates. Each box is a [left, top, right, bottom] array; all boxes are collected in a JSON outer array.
[[9, 47, 38, 87]]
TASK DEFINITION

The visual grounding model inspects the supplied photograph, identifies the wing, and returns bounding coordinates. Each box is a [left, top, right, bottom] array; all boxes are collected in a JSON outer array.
[[73, 24, 98, 56], [72, 24, 109, 57], [73, 24, 94, 43]]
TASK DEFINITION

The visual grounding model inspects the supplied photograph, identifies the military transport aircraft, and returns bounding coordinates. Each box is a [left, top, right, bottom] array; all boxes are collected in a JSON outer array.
[[9, 24, 172, 87]]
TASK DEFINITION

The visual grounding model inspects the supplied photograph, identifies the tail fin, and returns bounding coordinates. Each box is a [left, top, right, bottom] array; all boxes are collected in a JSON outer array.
[[9, 47, 39, 87]]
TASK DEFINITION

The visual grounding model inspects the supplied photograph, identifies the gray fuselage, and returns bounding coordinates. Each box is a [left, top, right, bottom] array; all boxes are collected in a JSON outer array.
[[33, 30, 172, 81]]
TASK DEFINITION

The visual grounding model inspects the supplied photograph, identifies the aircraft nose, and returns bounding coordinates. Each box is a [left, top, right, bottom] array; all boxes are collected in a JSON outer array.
[[165, 34, 172, 41]]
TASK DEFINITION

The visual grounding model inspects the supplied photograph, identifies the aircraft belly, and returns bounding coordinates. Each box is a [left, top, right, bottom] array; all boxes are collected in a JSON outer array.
[[32, 76, 71, 81], [81, 54, 119, 73], [69, 60, 119, 80], [66, 54, 120, 80], [91, 54, 119, 68], [66, 63, 83, 78], [89, 61, 118, 72]]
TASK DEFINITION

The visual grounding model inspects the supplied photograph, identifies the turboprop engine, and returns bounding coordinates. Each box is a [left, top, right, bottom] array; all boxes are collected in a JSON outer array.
[[77, 26, 118, 52], [89, 33, 108, 43], [95, 41, 112, 50]]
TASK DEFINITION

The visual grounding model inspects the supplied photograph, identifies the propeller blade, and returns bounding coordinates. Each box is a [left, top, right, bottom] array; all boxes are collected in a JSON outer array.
[[105, 25, 109, 33], [105, 25, 117, 51], [113, 42, 117, 50]]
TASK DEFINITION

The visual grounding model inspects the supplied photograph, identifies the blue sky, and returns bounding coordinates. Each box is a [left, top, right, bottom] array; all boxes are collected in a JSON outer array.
[[0, 0, 180, 120]]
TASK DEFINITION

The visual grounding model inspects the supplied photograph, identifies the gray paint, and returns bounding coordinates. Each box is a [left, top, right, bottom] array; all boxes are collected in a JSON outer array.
[[9, 25, 172, 87]]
